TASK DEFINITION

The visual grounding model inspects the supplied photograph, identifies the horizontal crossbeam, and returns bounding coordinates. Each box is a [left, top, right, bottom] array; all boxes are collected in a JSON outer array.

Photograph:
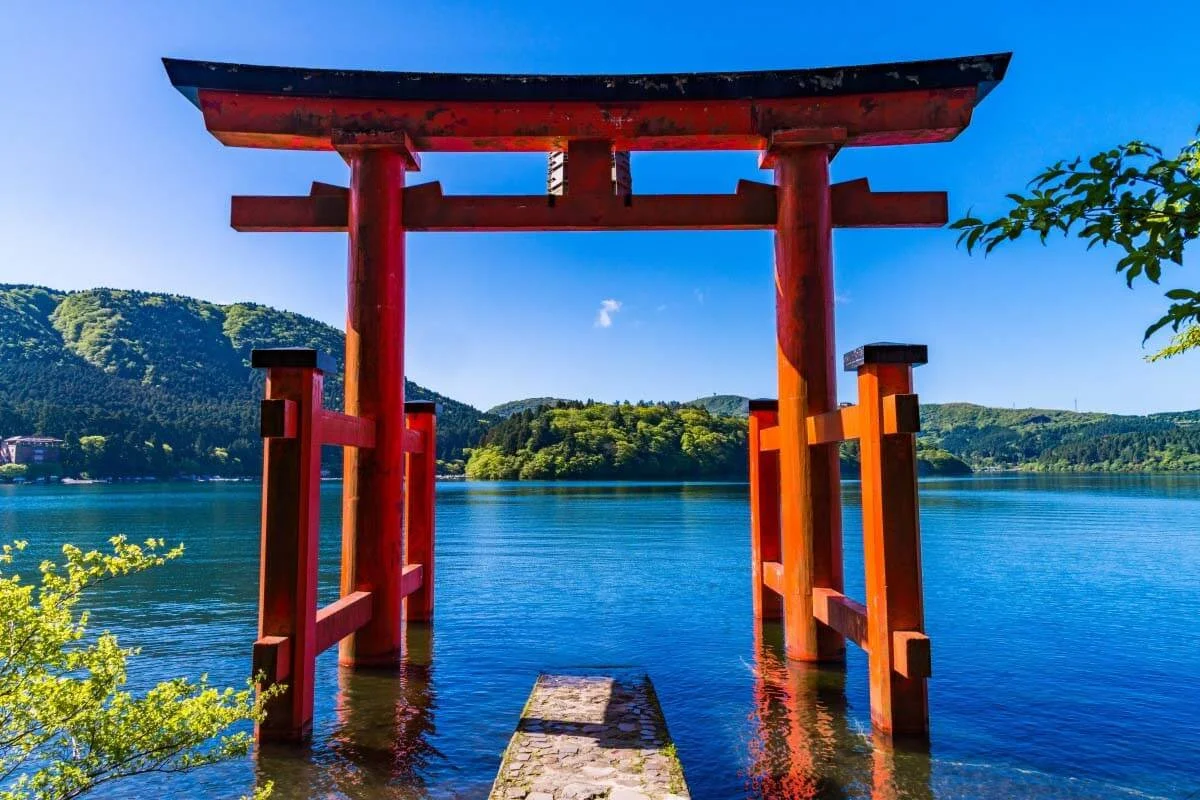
[[317, 410, 375, 448], [400, 564, 424, 597], [251, 634, 291, 683], [259, 402, 428, 452], [807, 406, 859, 445], [893, 631, 932, 679], [315, 590, 374, 654], [758, 394, 920, 450], [813, 588, 869, 652], [883, 393, 921, 436], [829, 178, 946, 228], [260, 399, 297, 438], [762, 560, 784, 597], [231, 179, 947, 233]]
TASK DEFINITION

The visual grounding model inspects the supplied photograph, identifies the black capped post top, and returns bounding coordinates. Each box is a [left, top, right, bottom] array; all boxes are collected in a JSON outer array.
[[747, 398, 779, 412], [405, 400, 439, 415], [251, 347, 338, 375], [843, 343, 928, 372]]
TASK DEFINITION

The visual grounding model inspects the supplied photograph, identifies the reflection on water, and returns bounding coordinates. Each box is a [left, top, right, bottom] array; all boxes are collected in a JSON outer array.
[[746, 623, 932, 800], [258, 624, 439, 799]]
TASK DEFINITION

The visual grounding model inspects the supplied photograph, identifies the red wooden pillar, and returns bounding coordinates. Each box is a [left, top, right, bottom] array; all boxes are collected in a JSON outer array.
[[340, 145, 413, 668], [850, 343, 931, 738], [748, 399, 782, 621], [252, 348, 331, 742], [404, 401, 436, 622], [772, 145, 845, 662]]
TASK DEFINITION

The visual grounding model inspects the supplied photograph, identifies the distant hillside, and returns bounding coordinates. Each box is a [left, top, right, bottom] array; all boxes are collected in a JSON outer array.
[[0, 285, 495, 478], [487, 397, 573, 418], [3, 284, 1195, 480], [921, 402, 1200, 471], [673, 393, 1200, 472], [688, 394, 750, 416]]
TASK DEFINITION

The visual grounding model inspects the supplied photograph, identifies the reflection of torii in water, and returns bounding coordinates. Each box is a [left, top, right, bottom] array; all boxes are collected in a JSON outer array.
[[163, 51, 1011, 745], [747, 623, 933, 800], [255, 622, 440, 799]]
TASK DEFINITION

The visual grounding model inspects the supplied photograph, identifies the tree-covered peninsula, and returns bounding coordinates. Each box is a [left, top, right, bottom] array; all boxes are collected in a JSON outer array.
[[466, 403, 748, 480]]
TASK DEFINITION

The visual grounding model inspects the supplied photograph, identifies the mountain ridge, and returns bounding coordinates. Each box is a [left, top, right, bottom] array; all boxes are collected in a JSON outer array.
[[3, 284, 1197, 477]]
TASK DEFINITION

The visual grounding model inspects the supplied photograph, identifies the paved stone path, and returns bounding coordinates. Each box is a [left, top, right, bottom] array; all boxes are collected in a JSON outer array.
[[488, 673, 690, 800]]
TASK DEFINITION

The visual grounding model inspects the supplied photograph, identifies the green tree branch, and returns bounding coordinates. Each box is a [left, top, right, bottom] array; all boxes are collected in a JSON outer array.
[[952, 134, 1200, 358]]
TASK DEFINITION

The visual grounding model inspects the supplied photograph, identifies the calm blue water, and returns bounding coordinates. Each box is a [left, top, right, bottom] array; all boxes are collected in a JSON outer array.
[[1, 476, 1198, 799]]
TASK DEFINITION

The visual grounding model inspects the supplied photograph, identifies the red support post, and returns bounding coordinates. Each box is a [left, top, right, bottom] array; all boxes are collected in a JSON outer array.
[[849, 342, 931, 738], [340, 146, 411, 668], [404, 401, 437, 622], [251, 348, 332, 742], [748, 399, 783, 621], [772, 144, 845, 662]]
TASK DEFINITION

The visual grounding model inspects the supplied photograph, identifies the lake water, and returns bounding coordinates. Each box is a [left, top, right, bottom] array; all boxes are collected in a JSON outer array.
[[1, 476, 1197, 799]]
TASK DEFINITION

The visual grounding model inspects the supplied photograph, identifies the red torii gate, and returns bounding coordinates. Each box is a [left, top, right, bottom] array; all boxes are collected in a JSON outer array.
[[164, 52, 1009, 743]]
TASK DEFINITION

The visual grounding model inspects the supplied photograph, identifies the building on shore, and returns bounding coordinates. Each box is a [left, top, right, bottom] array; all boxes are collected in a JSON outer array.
[[1, 436, 64, 466]]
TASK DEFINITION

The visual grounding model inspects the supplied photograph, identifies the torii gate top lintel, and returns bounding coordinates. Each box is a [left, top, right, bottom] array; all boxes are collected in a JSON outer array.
[[163, 52, 1010, 152]]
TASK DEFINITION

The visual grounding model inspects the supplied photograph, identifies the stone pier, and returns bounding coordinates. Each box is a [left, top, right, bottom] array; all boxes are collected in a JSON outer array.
[[488, 673, 690, 800]]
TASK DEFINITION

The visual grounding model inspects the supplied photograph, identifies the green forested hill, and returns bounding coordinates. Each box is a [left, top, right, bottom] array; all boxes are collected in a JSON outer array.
[[466, 402, 748, 480], [680, 394, 1200, 472], [921, 403, 1200, 471], [465, 402, 971, 480], [487, 397, 573, 418], [688, 394, 751, 416], [0, 285, 494, 478], [3, 284, 1196, 480]]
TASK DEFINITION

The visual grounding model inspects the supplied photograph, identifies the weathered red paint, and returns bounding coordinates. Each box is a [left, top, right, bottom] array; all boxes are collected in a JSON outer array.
[[405, 406, 437, 621], [773, 146, 844, 663], [255, 364, 323, 742], [340, 148, 410, 668], [196, 88, 980, 152]]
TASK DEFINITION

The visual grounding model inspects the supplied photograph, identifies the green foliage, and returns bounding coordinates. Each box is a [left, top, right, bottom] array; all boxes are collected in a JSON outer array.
[[0, 537, 274, 800], [920, 403, 1200, 472], [466, 402, 748, 480], [914, 446, 972, 477], [0, 465, 28, 482], [0, 285, 495, 478], [952, 134, 1200, 356], [686, 395, 750, 416], [486, 398, 572, 418]]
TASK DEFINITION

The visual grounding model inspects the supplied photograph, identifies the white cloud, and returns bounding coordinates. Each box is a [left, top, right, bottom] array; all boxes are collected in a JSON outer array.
[[694, 289, 705, 304], [595, 298, 622, 328]]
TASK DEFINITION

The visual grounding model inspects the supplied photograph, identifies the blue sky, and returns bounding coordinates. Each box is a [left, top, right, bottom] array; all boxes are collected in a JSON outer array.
[[1, 1, 1197, 413]]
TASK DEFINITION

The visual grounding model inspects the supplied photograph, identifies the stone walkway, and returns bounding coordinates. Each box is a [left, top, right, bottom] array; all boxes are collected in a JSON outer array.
[[488, 673, 690, 800]]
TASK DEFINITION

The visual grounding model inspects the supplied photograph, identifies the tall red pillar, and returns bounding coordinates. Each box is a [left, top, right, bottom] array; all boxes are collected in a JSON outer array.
[[340, 147, 410, 667], [773, 145, 845, 662]]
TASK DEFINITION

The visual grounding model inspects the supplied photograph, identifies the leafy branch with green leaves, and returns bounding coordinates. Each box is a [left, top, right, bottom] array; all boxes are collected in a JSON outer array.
[[1, 536, 276, 800], [952, 134, 1200, 358]]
